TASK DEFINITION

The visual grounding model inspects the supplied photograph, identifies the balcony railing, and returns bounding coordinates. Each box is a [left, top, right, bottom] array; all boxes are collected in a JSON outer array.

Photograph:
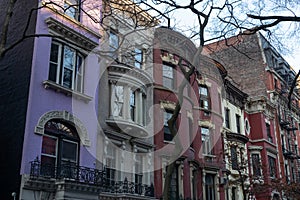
[[29, 160, 154, 197]]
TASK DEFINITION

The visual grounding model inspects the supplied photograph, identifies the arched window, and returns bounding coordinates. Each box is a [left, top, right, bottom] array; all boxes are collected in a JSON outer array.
[[41, 120, 79, 176]]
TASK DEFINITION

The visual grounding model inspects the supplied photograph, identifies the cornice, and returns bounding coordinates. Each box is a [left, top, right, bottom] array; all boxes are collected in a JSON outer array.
[[45, 17, 99, 50]]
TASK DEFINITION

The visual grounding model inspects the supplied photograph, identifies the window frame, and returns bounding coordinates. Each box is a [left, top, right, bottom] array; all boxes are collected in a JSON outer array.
[[205, 174, 216, 200], [134, 47, 144, 69], [199, 85, 210, 115], [236, 114, 241, 134], [49, 40, 85, 93], [41, 120, 80, 176], [268, 155, 277, 178], [251, 153, 262, 177], [164, 110, 174, 141], [109, 30, 119, 60], [231, 146, 238, 170], [225, 108, 230, 129], [266, 122, 273, 143], [64, 0, 81, 21], [201, 127, 211, 155], [162, 64, 175, 90]]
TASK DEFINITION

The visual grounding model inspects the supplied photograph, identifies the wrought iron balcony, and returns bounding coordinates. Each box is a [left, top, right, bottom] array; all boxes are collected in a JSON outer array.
[[29, 160, 154, 197]]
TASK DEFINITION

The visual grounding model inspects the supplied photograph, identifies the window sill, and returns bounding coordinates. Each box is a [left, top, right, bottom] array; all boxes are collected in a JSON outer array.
[[203, 154, 216, 158], [106, 117, 149, 137], [164, 140, 175, 144], [43, 80, 92, 103]]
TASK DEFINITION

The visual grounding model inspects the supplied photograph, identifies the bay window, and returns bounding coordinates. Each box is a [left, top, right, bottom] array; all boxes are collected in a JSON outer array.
[[49, 41, 84, 92], [110, 83, 146, 125]]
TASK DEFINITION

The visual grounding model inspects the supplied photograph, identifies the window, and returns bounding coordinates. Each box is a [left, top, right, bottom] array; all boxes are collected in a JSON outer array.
[[64, 0, 80, 21], [268, 156, 276, 178], [130, 91, 136, 121], [135, 154, 143, 194], [251, 154, 261, 177], [49, 41, 84, 92], [109, 31, 119, 60], [225, 108, 230, 129], [205, 174, 216, 200], [167, 165, 179, 199], [199, 85, 210, 114], [201, 127, 211, 155], [163, 64, 174, 89], [164, 111, 174, 141], [134, 48, 143, 69], [112, 85, 124, 117], [106, 145, 116, 186], [236, 114, 241, 134], [231, 147, 238, 170], [110, 84, 146, 125], [266, 123, 273, 143], [232, 187, 236, 200], [41, 120, 79, 178]]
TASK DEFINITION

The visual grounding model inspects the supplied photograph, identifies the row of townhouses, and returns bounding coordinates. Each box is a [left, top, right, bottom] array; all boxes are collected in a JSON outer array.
[[1, 0, 300, 200]]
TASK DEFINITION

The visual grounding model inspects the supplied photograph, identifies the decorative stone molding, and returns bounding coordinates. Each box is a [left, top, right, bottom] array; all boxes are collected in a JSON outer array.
[[248, 145, 263, 151], [160, 53, 178, 65], [45, 17, 99, 51], [35, 110, 91, 146], [160, 101, 176, 110], [198, 120, 215, 129]]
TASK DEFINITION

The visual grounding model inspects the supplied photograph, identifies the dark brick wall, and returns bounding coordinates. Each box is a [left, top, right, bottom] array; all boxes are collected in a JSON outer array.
[[0, 0, 38, 199], [206, 33, 268, 98]]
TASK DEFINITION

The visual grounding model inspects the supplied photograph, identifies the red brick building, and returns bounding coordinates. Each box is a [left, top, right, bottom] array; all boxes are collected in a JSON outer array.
[[205, 33, 300, 200], [152, 27, 228, 200]]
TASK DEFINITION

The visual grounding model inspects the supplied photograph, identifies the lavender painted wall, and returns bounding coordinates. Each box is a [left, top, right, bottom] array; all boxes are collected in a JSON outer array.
[[21, 2, 102, 173]]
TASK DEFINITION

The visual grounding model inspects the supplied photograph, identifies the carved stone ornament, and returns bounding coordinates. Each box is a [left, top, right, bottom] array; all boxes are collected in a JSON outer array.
[[34, 110, 91, 146], [160, 53, 178, 65]]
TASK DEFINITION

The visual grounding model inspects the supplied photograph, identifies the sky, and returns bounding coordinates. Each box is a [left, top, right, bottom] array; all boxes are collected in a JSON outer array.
[[140, 0, 300, 71]]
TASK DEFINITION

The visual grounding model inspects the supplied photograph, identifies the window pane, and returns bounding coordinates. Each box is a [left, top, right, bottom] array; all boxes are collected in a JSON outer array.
[[231, 147, 238, 170], [63, 46, 75, 70], [200, 86, 208, 96], [49, 63, 58, 82], [130, 91, 135, 121], [252, 154, 261, 176], [163, 65, 173, 78], [62, 140, 77, 162], [164, 111, 173, 141], [135, 48, 143, 68], [76, 55, 84, 92], [113, 85, 124, 117], [50, 43, 59, 62], [42, 136, 57, 156], [109, 32, 119, 51], [64, 0, 79, 20], [63, 68, 73, 88]]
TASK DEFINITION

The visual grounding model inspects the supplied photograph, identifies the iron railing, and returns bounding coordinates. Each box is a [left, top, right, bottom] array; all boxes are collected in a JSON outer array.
[[29, 160, 154, 197]]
